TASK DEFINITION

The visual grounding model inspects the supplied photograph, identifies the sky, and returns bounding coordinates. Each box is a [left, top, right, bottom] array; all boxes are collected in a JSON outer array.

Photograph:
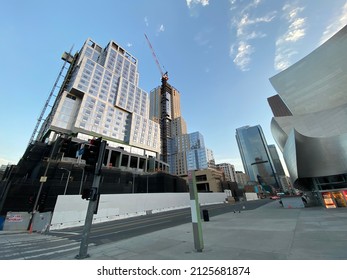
[[1, 0, 347, 172]]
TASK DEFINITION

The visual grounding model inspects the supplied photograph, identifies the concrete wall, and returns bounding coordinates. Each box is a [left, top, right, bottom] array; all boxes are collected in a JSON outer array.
[[281, 196, 305, 208], [50, 192, 228, 230], [3, 212, 31, 231]]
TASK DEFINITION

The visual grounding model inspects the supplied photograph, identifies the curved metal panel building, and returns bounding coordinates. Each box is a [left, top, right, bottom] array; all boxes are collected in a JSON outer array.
[[268, 25, 347, 207]]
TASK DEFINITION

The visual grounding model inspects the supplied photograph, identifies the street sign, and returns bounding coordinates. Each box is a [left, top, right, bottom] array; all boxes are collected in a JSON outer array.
[[39, 176, 47, 183]]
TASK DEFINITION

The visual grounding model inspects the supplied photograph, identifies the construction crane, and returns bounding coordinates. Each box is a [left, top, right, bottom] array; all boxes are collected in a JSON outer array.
[[144, 33, 168, 81], [144, 33, 171, 164]]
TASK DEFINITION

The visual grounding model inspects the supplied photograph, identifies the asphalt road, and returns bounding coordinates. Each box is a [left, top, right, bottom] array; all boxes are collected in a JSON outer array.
[[49, 199, 271, 245], [0, 199, 271, 259]]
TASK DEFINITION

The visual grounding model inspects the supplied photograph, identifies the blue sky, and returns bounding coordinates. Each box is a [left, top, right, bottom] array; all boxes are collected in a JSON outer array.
[[1, 0, 347, 172]]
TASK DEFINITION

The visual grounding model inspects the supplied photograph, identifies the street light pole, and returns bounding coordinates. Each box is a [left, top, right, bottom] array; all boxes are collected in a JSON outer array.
[[146, 174, 149, 193], [76, 140, 106, 259], [60, 168, 71, 195], [78, 166, 85, 195]]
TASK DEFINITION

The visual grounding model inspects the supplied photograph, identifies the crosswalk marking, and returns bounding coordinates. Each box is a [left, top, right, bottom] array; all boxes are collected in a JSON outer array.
[[16, 245, 82, 260], [0, 233, 88, 260]]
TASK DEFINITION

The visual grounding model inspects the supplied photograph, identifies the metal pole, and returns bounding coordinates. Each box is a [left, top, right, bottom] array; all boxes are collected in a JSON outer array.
[[60, 168, 71, 195], [76, 174, 101, 259], [188, 170, 204, 252], [78, 167, 85, 195], [76, 140, 106, 259], [64, 170, 71, 195], [146, 174, 149, 193]]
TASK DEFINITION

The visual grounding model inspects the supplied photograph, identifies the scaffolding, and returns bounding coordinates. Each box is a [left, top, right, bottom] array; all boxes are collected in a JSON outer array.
[[28, 47, 74, 146]]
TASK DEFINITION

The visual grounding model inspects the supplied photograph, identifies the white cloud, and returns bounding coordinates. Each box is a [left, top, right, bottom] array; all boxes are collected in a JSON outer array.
[[245, 31, 267, 40], [0, 157, 16, 166], [155, 24, 165, 36], [229, 44, 236, 56], [186, 0, 209, 9], [273, 49, 298, 72], [230, 1, 275, 71], [242, 0, 262, 13], [274, 2, 306, 71], [233, 41, 254, 71], [126, 42, 133, 48], [229, 0, 237, 11], [144, 16, 149, 27], [320, 2, 347, 44]]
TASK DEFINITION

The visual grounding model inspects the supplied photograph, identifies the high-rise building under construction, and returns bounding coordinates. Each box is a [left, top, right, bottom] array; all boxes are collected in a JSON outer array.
[[149, 83, 187, 166], [39, 38, 161, 159], [0, 38, 191, 215]]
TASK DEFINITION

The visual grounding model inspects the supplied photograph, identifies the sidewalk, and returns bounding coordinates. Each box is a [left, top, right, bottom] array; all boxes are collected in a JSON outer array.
[[58, 200, 347, 260]]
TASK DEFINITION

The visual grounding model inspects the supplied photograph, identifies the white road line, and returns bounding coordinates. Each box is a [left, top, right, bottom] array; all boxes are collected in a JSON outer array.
[[91, 212, 187, 233], [20, 245, 82, 260], [0, 236, 92, 260], [1, 237, 69, 248], [91, 220, 171, 239], [50, 231, 80, 235]]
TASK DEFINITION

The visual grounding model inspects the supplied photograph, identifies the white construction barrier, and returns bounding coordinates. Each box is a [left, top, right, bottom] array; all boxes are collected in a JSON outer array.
[[245, 192, 259, 201], [50, 192, 228, 230]]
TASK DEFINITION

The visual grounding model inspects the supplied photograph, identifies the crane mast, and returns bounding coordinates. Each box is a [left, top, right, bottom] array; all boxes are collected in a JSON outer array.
[[144, 34, 170, 163]]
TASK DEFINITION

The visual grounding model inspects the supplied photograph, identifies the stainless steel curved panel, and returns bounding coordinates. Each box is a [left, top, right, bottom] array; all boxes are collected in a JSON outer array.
[[270, 25, 347, 115], [279, 128, 347, 182], [270, 118, 288, 152], [268, 25, 347, 187], [283, 129, 298, 182], [294, 130, 347, 178]]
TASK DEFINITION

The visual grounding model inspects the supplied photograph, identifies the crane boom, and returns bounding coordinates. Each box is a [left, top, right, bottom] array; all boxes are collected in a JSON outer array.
[[144, 33, 168, 80]]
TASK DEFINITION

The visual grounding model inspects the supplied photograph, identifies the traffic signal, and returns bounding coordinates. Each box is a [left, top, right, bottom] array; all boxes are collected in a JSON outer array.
[[28, 195, 34, 207], [81, 187, 98, 201], [85, 137, 102, 167], [82, 188, 92, 200], [60, 138, 72, 155], [38, 192, 48, 212]]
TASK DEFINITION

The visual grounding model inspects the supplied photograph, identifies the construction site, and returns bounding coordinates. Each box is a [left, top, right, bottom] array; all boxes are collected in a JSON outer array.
[[0, 36, 190, 218]]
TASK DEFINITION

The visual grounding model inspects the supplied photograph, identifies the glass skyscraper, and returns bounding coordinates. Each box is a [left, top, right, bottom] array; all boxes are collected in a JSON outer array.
[[169, 131, 215, 175], [236, 125, 279, 188]]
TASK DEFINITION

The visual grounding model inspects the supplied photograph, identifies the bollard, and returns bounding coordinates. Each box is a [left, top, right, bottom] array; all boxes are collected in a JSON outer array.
[[202, 209, 209, 222]]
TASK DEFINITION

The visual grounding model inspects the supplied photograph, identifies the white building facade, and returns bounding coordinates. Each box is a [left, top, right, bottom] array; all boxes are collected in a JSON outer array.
[[39, 38, 160, 157], [216, 163, 236, 182]]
